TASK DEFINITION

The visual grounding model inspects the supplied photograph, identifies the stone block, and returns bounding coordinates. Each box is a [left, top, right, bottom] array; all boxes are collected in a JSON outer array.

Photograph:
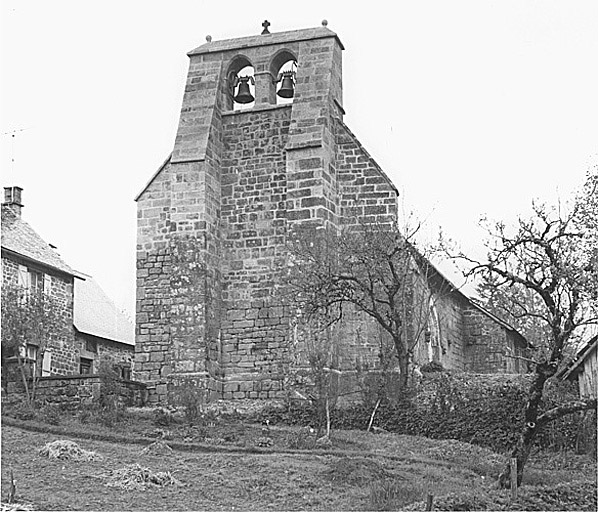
[[223, 382, 239, 393]]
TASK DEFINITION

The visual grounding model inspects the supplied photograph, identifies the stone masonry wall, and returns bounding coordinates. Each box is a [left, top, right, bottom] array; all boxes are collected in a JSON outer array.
[[2, 254, 78, 375], [335, 119, 398, 227], [136, 161, 172, 396], [463, 306, 524, 373], [5, 374, 147, 409], [75, 332, 134, 374], [218, 105, 292, 399]]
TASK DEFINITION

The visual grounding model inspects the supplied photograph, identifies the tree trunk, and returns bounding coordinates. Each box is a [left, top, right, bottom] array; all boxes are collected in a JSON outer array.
[[498, 364, 550, 488], [16, 353, 32, 408], [397, 352, 409, 389]]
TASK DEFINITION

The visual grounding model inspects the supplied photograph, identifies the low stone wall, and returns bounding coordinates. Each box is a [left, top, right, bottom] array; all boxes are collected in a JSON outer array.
[[5, 374, 147, 408]]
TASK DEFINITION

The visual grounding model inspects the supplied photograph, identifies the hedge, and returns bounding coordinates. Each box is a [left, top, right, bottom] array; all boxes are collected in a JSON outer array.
[[253, 372, 596, 454]]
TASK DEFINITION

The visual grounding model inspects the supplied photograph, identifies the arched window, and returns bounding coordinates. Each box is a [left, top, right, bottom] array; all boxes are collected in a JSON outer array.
[[426, 299, 442, 363], [226, 56, 255, 111]]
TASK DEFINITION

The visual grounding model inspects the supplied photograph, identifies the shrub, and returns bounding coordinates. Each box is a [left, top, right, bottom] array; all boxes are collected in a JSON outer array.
[[3, 401, 36, 421], [420, 361, 445, 373], [153, 407, 175, 427], [171, 381, 208, 423], [76, 362, 128, 428], [38, 403, 62, 426], [253, 373, 595, 454], [369, 479, 426, 511], [285, 430, 316, 450]]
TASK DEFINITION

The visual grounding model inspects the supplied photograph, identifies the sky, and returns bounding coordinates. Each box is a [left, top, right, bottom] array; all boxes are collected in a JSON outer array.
[[1, 0, 597, 317]]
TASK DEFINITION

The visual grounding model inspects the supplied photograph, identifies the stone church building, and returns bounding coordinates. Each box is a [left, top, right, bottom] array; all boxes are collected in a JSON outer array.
[[134, 23, 527, 404]]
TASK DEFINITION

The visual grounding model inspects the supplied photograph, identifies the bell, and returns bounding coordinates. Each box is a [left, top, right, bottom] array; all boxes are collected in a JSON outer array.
[[234, 77, 255, 104], [277, 71, 295, 99]]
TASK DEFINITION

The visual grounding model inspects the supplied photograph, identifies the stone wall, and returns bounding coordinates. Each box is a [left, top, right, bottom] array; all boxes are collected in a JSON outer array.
[[75, 332, 134, 375], [218, 105, 292, 399], [1, 254, 78, 375], [463, 306, 526, 373], [4, 374, 147, 408], [335, 120, 398, 227]]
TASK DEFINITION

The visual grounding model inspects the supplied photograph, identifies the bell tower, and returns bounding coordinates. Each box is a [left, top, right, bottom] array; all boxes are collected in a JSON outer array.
[[135, 22, 397, 403]]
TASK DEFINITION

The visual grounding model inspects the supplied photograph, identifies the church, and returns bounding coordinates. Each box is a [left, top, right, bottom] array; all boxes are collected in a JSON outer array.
[[134, 22, 528, 404]]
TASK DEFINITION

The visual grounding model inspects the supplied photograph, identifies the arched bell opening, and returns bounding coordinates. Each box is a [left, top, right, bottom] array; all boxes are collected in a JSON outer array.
[[269, 50, 298, 106], [225, 56, 256, 111]]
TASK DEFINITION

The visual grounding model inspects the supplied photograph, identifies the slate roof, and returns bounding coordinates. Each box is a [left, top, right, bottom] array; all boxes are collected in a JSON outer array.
[[74, 275, 135, 346], [1, 205, 77, 277]]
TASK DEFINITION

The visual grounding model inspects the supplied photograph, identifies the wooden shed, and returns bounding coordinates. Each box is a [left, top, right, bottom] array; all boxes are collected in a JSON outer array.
[[560, 336, 598, 399]]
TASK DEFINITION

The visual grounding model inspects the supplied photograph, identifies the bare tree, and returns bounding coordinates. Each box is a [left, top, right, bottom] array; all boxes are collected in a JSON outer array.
[[1, 284, 68, 408], [288, 220, 449, 390], [454, 170, 598, 487]]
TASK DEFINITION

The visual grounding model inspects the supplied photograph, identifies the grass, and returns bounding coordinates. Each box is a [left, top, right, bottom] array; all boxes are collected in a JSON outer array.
[[1, 409, 596, 511]]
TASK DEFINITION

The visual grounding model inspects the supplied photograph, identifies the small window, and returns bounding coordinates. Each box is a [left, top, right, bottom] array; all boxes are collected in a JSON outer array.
[[121, 365, 131, 381], [17, 265, 46, 296], [85, 339, 97, 353], [29, 270, 44, 296], [23, 344, 38, 376], [25, 344, 38, 361], [42, 350, 51, 376], [80, 358, 93, 375]]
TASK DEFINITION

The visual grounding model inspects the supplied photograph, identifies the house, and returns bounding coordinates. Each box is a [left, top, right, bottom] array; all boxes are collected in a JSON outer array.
[[134, 23, 529, 404], [74, 275, 135, 379], [1, 187, 134, 387], [2, 186, 81, 378], [559, 335, 598, 398]]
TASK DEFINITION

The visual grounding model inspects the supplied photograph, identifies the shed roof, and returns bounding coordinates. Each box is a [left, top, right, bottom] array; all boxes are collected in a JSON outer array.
[[74, 275, 135, 346], [559, 335, 598, 380], [1, 205, 78, 277]]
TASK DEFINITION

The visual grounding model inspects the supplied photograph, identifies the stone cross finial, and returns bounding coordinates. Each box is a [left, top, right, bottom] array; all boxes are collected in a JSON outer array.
[[261, 20, 271, 34]]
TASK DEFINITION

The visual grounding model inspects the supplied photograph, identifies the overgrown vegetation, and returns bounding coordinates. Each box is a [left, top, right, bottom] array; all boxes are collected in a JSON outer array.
[[1, 284, 69, 409], [78, 362, 129, 427], [253, 372, 596, 454]]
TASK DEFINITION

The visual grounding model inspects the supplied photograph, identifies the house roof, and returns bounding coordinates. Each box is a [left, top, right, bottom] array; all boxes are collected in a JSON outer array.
[[73, 275, 135, 346], [559, 335, 598, 380], [1, 205, 78, 277]]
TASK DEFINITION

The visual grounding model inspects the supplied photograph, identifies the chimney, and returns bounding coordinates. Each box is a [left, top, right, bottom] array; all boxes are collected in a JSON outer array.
[[3, 186, 24, 217]]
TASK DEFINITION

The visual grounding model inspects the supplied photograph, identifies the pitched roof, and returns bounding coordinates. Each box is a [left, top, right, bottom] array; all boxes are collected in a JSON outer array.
[[559, 335, 598, 380], [1, 205, 78, 277], [73, 275, 135, 346]]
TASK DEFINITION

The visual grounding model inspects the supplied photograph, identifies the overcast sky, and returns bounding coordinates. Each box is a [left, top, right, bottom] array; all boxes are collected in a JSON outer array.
[[1, 0, 597, 317]]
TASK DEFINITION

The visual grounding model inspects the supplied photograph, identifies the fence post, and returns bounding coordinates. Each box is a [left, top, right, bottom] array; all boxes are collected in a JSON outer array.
[[510, 458, 518, 501], [425, 492, 434, 511]]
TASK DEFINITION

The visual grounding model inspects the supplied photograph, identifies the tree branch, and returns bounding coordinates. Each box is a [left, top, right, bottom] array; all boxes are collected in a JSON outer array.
[[536, 398, 597, 428]]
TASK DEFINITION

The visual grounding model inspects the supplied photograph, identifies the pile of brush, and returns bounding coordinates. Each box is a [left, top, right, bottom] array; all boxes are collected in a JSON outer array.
[[103, 464, 182, 490], [38, 440, 102, 462]]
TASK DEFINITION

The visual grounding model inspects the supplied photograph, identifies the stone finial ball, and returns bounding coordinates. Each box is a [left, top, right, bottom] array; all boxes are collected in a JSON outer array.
[[321, 19, 328, 26], [206, 35, 212, 42]]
